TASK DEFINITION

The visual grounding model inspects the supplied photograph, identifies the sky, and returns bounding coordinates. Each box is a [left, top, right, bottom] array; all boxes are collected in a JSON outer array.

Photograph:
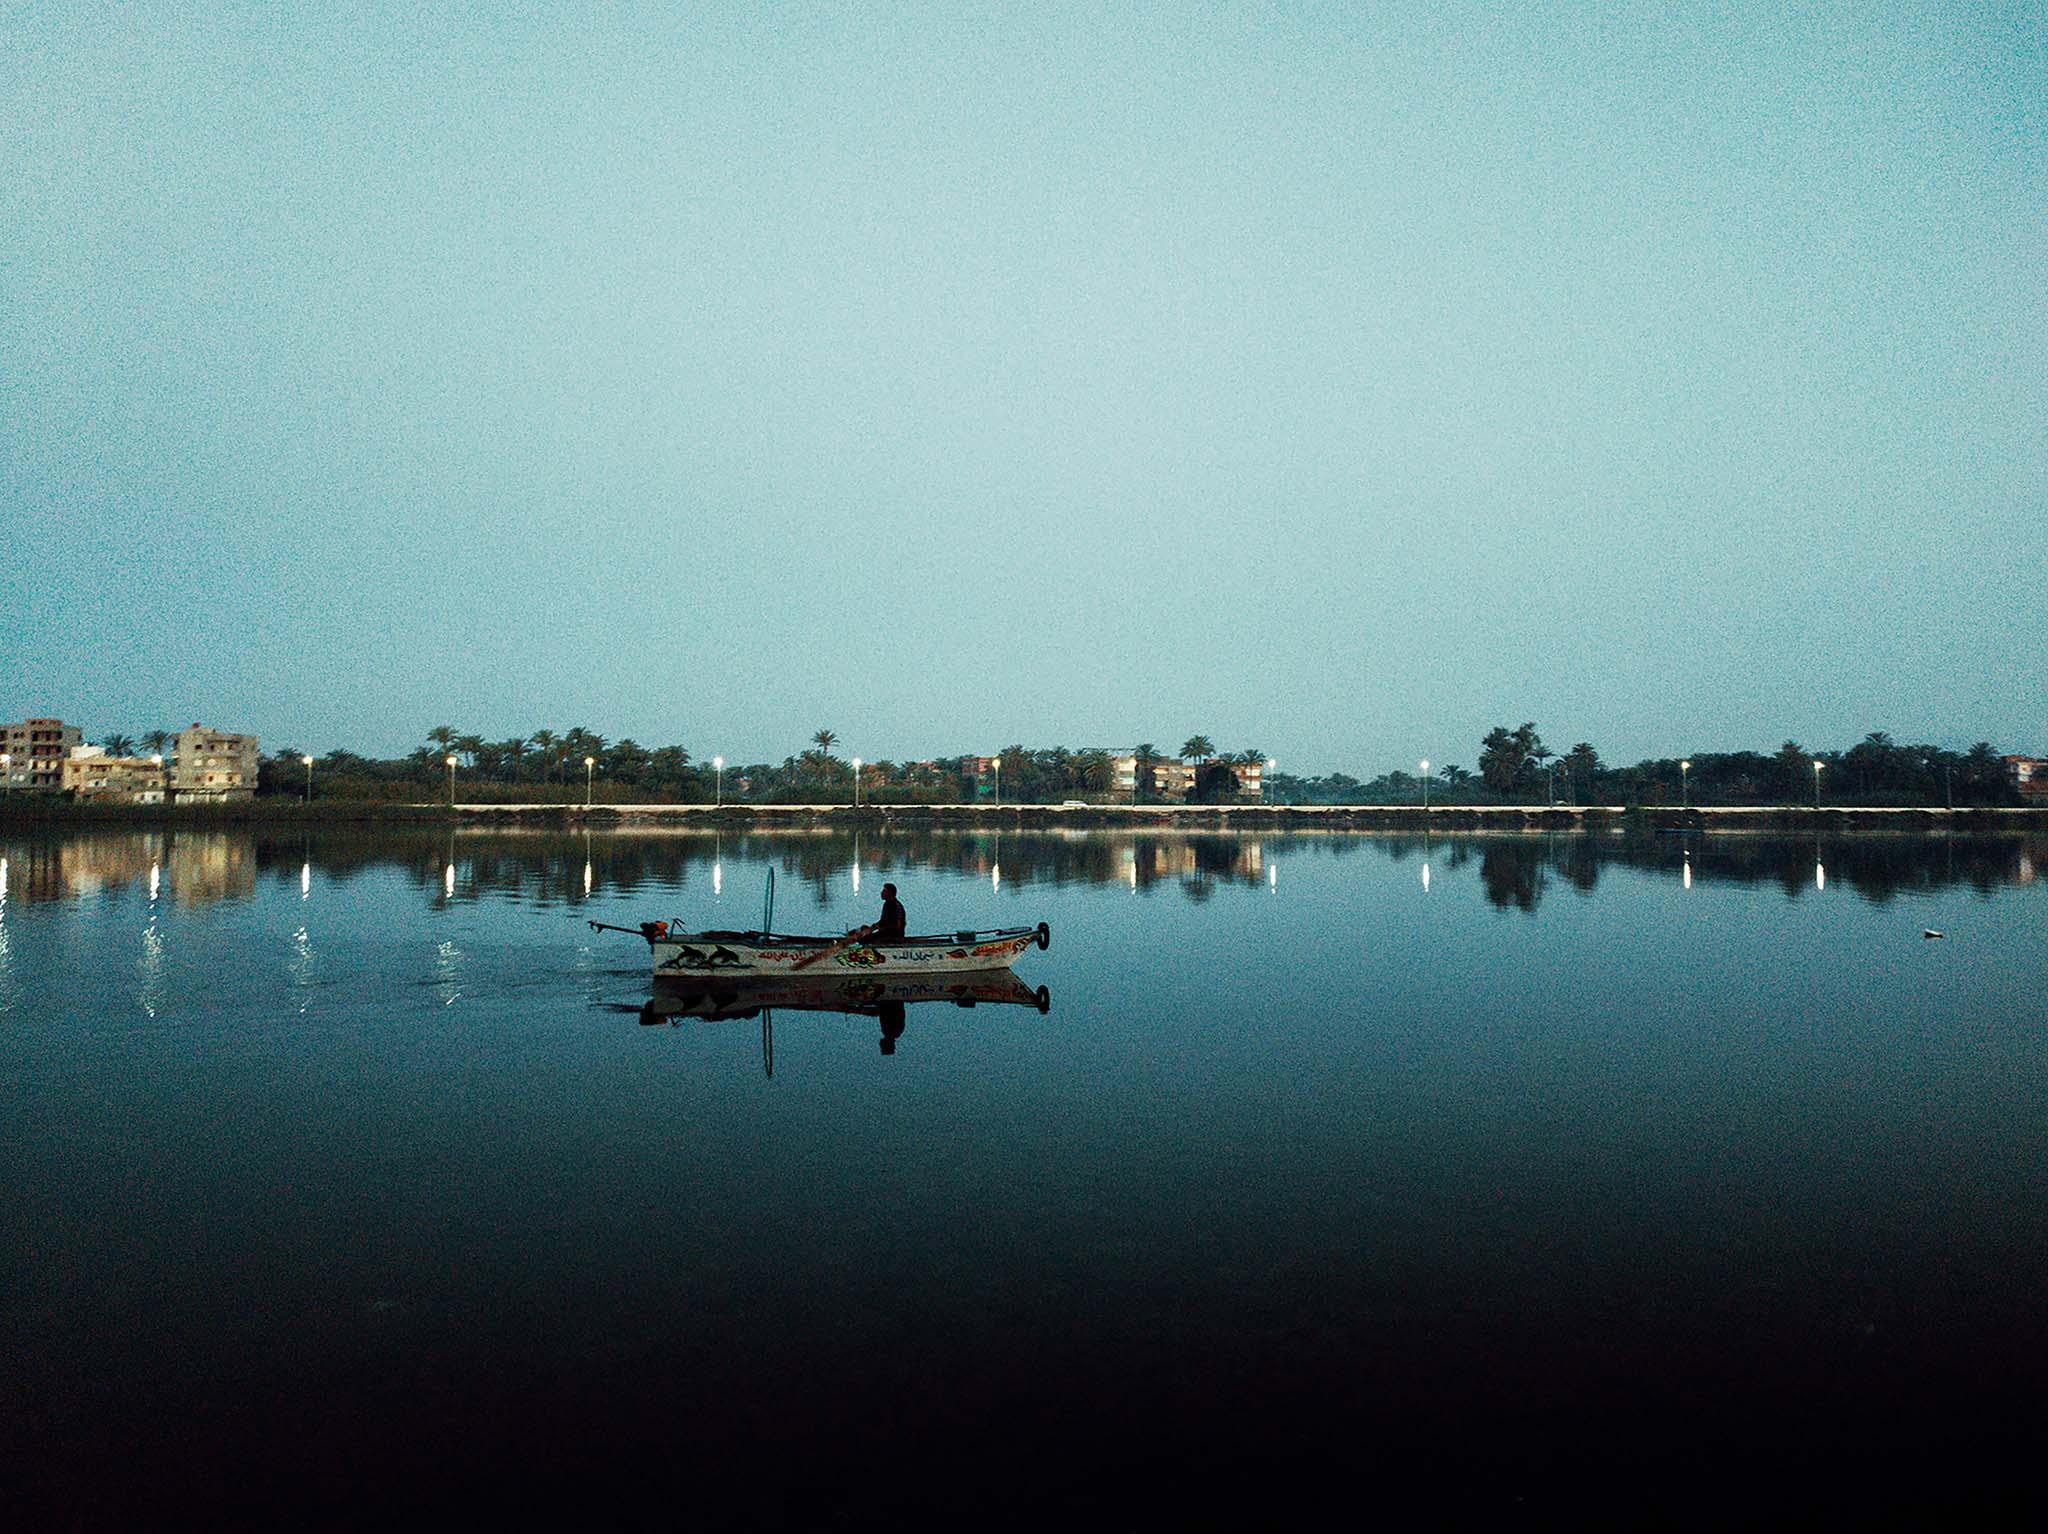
[[3, 2, 2042, 774]]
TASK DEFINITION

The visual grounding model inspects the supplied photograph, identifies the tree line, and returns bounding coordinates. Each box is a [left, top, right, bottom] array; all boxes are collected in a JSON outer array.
[[79, 720, 2029, 807], [220, 727, 1272, 803], [1271, 726, 2024, 807]]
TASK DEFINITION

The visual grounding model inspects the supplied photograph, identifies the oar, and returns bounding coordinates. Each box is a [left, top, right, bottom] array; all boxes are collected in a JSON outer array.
[[791, 926, 870, 972]]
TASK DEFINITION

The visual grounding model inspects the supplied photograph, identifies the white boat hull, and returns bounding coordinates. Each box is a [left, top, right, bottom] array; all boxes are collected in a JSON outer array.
[[646, 924, 1045, 978]]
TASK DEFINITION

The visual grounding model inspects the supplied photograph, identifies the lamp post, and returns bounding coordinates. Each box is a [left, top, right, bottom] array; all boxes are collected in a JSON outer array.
[[992, 756, 1001, 806], [584, 755, 596, 808], [1267, 757, 1277, 807], [1680, 759, 1690, 810], [853, 757, 862, 808], [1812, 759, 1824, 811], [1945, 762, 1953, 811], [303, 754, 314, 805], [446, 754, 457, 806], [713, 755, 723, 808], [1420, 760, 1429, 812]]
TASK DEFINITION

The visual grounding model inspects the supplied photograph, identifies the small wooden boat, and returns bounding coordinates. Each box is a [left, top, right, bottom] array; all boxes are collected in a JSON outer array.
[[591, 918, 1049, 977]]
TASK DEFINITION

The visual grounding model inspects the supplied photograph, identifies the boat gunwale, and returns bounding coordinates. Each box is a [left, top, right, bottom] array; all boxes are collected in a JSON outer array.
[[650, 925, 1040, 951]]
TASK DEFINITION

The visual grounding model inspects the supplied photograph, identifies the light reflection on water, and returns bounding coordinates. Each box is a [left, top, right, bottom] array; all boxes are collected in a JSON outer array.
[[2, 824, 2046, 1520]]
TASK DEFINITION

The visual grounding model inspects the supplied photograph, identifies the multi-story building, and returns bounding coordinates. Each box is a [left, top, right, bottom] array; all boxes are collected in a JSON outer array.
[[171, 723, 259, 802], [1, 718, 83, 792], [2005, 756, 2048, 798], [1106, 754, 1264, 802], [62, 746, 168, 804]]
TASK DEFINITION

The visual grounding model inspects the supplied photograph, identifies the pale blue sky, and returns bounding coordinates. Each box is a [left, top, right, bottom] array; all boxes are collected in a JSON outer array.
[[3, 3, 2042, 772]]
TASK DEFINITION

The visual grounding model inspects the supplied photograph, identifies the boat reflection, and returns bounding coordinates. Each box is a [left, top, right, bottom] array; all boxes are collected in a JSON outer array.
[[639, 970, 1051, 1065]]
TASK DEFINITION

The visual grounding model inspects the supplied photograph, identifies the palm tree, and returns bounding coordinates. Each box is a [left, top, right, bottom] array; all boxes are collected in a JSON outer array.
[[101, 733, 136, 757], [1132, 743, 1160, 801], [426, 725, 457, 751], [1179, 736, 1215, 763], [529, 730, 558, 784], [1074, 751, 1113, 791], [812, 729, 838, 759], [141, 729, 171, 757], [453, 733, 485, 767]]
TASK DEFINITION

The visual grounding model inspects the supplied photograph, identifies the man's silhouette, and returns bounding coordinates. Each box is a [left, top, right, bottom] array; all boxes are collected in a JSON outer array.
[[869, 882, 907, 942]]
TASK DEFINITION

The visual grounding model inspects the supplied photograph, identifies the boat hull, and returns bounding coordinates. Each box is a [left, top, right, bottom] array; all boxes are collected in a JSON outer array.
[[647, 926, 1043, 978]]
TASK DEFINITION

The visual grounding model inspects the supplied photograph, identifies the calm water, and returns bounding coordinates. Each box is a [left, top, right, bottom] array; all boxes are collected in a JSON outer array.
[[3, 826, 2045, 1523]]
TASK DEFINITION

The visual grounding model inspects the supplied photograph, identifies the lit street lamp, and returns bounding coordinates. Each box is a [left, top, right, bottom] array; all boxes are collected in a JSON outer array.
[[446, 754, 457, 806], [1812, 759, 1824, 810], [584, 755, 596, 808], [992, 756, 1001, 806], [1420, 759, 1429, 812], [853, 757, 862, 808], [303, 753, 314, 804], [1680, 759, 1691, 810], [713, 755, 723, 808]]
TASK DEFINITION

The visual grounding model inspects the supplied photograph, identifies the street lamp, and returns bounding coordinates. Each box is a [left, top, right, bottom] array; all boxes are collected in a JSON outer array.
[[1420, 759, 1429, 812], [1812, 759, 1824, 810], [853, 757, 862, 808], [584, 755, 596, 808], [303, 754, 314, 804], [1267, 757, 1278, 806], [1680, 759, 1691, 810], [992, 756, 1001, 806], [713, 755, 723, 808], [446, 754, 457, 805]]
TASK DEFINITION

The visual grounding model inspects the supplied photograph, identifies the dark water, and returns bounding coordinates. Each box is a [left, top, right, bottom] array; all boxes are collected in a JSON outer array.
[[3, 826, 2045, 1524]]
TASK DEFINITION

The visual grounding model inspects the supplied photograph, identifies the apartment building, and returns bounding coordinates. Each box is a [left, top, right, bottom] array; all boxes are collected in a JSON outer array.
[[62, 746, 168, 804], [1108, 754, 1264, 802], [171, 723, 259, 802], [1, 718, 83, 791]]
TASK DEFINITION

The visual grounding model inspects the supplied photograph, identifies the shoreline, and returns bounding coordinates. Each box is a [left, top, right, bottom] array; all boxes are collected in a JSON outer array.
[[4, 799, 2045, 833]]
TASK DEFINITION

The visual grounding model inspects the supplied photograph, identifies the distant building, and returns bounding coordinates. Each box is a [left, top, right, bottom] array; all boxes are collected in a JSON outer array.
[[2005, 756, 2048, 798], [1, 718, 82, 792], [63, 745, 168, 804], [1108, 754, 1264, 802], [171, 723, 259, 802], [963, 756, 1001, 794]]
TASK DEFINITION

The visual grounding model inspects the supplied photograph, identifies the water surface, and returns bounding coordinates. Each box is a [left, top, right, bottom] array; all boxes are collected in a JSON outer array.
[[3, 827, 2044, 1522]]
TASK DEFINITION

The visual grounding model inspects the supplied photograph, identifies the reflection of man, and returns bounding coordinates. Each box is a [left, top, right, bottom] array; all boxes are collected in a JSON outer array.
[[867, 882, 907, 942], [877, 1000, 906, 1055]]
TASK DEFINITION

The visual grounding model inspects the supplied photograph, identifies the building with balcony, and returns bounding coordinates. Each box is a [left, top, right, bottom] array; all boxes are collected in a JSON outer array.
[[171, 723, 259, 802], [2, 718, 82, 792], [62, 746, 168, 804], [1107, 754, 1264, 802]]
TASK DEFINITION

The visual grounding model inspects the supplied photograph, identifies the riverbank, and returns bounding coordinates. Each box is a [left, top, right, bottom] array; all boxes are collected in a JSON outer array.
[[5, 798, 2044, 833]]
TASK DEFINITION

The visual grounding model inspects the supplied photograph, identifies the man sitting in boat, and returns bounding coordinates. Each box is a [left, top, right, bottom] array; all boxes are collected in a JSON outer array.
[[862, 882, 907, 943]]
